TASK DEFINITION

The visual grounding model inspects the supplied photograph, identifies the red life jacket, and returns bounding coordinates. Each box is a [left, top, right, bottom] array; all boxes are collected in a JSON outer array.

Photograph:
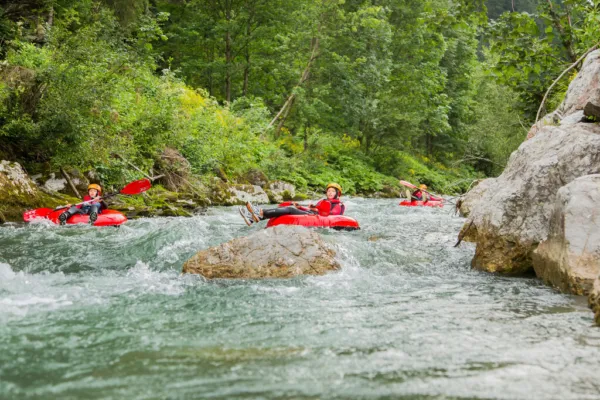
[[315, 199, 345, 216], [412, 190, 423, 201]]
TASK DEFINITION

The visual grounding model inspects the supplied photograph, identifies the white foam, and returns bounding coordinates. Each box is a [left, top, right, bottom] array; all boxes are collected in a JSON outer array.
[[125, 261, 187, 296], [0, 262, 16, 280]]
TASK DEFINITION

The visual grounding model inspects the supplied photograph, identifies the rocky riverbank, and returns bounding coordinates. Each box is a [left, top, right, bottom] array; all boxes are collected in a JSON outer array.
[[0, 160, 310, 222], [0, 159, 404, 223], [458, 50, 600, 325]]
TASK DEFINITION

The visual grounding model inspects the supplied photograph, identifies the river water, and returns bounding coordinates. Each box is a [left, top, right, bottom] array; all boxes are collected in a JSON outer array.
[[0, 198, 599, 400]]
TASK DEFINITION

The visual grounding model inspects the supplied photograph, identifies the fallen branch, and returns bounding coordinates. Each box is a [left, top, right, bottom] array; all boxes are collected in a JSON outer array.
[[267, 35, 320, 136], [535, 42, 600, 124], [113, 154, 163, 181], [454, 219, 474, 248], [451, 156, 505, 168], [60, 167, 81, 198]]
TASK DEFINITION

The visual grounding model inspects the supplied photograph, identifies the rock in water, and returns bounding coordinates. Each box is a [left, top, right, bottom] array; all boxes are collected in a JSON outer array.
[[589, 277, 600, 326], [460, 49, 600, 275], [533, 175, 600, 295], [183, 225, 340, 279], [463, 124, 600, 275]]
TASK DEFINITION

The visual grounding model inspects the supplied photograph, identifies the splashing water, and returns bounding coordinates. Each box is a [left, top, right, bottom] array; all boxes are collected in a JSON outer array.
[[1, 199, 599, 399]]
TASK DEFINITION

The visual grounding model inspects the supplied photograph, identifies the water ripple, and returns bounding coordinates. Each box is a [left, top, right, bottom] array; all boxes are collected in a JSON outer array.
[[0, 198, 598, 399]]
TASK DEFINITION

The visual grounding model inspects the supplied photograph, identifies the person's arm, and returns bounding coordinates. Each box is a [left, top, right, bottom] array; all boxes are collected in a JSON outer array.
[[315, 200, 331, 216], [77, 195, 92, 209], [306, 199, 321, 212]]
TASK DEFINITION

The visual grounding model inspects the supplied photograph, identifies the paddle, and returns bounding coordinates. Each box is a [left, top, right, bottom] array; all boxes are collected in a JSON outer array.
[[278, 201, 311, 212], [23, 178, 152, 222], [399, 180, 443, 202]]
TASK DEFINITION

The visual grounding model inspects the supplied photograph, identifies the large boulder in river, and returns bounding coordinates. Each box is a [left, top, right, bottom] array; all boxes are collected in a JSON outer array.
[[461, 49, 600, 275], [532, 175, 600, 295], [182, 225, 340, 279], [589, 277, 600, 326], [462, 124, 600, 275]]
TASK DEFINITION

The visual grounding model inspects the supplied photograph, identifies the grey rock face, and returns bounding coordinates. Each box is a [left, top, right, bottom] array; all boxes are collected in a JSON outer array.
[[456, 179, 496, 218], [559, 50, 600, 117], [0, 161, 38, 197], [461, 124, 600, 274], [461, 50, 600, 275], [527, 50, 600, 140], [266, 181, 296, 203], [533, 175, 600, 295]]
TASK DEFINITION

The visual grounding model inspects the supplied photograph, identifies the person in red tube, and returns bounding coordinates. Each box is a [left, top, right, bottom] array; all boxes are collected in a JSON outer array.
[[405, 183, 429, 202], [239, 183, 345, 226], [58, 183, 107, 225]]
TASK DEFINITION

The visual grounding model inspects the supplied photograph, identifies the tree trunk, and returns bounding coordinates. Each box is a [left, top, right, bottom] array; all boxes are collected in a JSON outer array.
[[545, 0, 577, 63], [60, 167, 81, 198], [206, 38, 214, 97], [426, 132, 432, 156], [243, 15, 251, 97], [48, 5, 54, 26], [303, 123, 310, 152], [225, 0, 232, 103], [268, 36, 320, 132], [275, 96, 295, 138]]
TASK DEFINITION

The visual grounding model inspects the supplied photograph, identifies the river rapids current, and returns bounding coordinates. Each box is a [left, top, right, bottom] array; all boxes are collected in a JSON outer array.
[[1, 198, 599, 399]]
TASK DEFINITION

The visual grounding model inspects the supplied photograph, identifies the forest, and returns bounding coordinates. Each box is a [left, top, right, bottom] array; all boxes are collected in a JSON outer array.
[[0, 0, 599, 195]]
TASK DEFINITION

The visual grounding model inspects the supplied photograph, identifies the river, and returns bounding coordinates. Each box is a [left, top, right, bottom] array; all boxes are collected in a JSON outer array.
[[1, 198, 599, 399]]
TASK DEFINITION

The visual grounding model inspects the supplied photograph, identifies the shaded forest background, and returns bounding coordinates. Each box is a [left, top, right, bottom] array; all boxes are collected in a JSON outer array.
[[0, 0, 598, 194]]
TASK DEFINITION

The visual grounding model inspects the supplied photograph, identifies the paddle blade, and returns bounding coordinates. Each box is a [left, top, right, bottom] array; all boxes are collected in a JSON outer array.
[[23, 208, 54, 222], [399, 180, 417, 189], [120, 178, 152, 195]]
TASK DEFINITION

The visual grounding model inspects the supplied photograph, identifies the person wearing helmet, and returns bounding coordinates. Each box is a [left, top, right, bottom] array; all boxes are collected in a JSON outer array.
[[239, 183, 346, 226], [58, 183, 108, 225], [405, 184, 430, 202]]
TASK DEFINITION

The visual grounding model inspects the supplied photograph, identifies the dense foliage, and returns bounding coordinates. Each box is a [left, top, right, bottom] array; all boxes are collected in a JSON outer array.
[[0, 0, 598, 194]]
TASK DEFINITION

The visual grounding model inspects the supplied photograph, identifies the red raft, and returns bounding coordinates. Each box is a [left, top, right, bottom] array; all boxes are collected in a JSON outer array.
[[24, 208, 127, 226], [265, 202, 360, 230], [399, 199, 444, 208]]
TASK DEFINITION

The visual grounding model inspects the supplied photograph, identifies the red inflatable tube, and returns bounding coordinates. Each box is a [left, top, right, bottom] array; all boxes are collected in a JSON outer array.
[[266, 202, 360, 230], [266, 214, 360, 230], [399, 200, 444, 208], [46, 209, 127, 226]]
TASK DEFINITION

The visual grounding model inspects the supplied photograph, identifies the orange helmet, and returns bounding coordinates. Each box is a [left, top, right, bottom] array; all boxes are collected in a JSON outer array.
[[419, 184, 428, 190], [88, 183, 102, 194], [326, 183, 342, 196]]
